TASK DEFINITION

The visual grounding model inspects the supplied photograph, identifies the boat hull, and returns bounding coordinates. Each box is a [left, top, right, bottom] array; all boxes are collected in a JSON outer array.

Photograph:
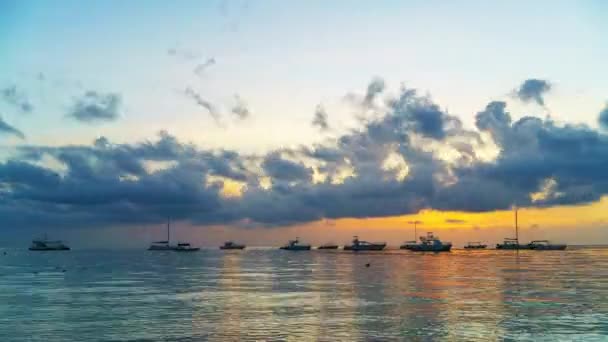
[[173, 248, 200, 252], [409, 245, 452, 252], [464, 245, 487, 249], [344, 244, 386, 251], [280, 246, 311, 251], [318, 245, 339, 250], [529, 245, 567, 250], [29, 247, 70, 251], [220, 245, 246, 250], [496, 244, 531, 250]]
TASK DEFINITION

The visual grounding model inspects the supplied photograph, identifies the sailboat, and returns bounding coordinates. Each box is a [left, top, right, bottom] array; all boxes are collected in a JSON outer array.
[[496, 207, 530, 250], [148, 218, 199, 251]]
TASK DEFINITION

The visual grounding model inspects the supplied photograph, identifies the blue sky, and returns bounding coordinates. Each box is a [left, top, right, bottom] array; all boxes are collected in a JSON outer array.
[[2, 0, 607, 151], [1, 1, 608, 246]]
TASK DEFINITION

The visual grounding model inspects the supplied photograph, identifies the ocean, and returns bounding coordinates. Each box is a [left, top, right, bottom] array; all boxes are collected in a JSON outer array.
[[1, 247, 607, 341]]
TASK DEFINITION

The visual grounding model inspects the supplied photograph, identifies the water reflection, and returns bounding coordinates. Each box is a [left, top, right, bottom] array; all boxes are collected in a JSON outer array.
[[0, 247, 607, 341]]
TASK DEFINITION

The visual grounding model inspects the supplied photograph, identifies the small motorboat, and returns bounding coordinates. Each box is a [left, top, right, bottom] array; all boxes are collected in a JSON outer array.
[[408, 232, 452, 252], [220, 241, 246, 250], [464, 241, 487, 249], [280, 238, 311, 251], [399, 241, 417, 250], [173, 242, 200, 252], [344, 236, 386, 251], [318, 243, 339, 250], [29, 235, 70, 251], [527, 240, 567, 250]]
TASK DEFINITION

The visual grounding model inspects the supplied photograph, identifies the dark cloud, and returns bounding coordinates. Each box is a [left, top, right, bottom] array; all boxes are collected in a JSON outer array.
[[599, 105, 608, 130], [312, 104, 329, 131], [0, 116, 25, 139], [2, 85, 33, 113], [262, 152, 312, 183], [184, 88, 220, 123], [514, 79, 552, 106], [69, 91, 122, 123], [231, 95, 250, 120], [1, 79, 608, 230]]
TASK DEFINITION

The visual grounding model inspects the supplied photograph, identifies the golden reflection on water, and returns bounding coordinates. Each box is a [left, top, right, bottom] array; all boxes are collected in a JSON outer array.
[[1, 247, 608, 341]]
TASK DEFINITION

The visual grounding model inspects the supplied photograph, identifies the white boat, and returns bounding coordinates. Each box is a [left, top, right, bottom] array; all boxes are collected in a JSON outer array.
[[29, 235, 70, 251], [280, 237, 311, 251], [408, 232, 452, 252]]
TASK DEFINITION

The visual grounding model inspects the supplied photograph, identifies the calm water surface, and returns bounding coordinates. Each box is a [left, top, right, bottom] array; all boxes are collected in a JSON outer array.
[[1, 247, 607, 341]]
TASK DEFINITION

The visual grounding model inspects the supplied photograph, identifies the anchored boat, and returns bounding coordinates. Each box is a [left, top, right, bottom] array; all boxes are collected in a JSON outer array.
[[528, 240, 567, 250], [496, 207, 530, 250], [29, 235, 70, 251], [464, 241, 487, 249], [148, 218, 199, 252], [408, 232, 452, 252], [220, 241, 246, 250], [344, 236, 386, 251], [280, 237, 311, 251], [318, 242, 339, 250], [173, 242, 200, 252]]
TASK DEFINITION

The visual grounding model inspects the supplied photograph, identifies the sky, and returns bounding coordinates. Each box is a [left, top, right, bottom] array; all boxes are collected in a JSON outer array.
[[1, 0, 608, 247]]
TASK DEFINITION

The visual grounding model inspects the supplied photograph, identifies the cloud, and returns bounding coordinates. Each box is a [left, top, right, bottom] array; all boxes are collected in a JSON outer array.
[[2, 85, 33, 113], [0, 116, 25, 139], [312, 104, 329, 131], [194, 58, 216, 77], [184, 88, 220, 123], [445, 218, 466, 224], [364, 77, 386, 106], [1, 78, 608, 230], [262, 152, 313, 183], [69, 91, 122, 123], [231, 94, 250, 120], [599, 105, 608, 130], [514, 79, 552, 106], [167, 47, 201, 60]]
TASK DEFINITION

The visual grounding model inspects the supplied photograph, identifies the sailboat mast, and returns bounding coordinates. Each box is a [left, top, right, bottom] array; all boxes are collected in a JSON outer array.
[[167, 217, 170, 243], [515, 207, 519, 243]]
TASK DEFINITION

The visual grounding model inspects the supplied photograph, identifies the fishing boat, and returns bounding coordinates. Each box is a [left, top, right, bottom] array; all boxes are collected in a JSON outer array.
[[496, 207, 530, 250], [318, 242, 339, 250], [173, 242, 200, 252], [148, 218, 199, 251], [464, 241, 487, 249], [408, 232, 452, 252], [29, 235, 70, 251], [220, 241, 246, 250], [280, 237, 311, 251], [343, 236, 386, 251], [528, 240, 567, 250]]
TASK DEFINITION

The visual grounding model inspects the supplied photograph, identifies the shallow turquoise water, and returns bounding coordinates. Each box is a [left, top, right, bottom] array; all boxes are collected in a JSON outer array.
[[1, 247, 607, 341]]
